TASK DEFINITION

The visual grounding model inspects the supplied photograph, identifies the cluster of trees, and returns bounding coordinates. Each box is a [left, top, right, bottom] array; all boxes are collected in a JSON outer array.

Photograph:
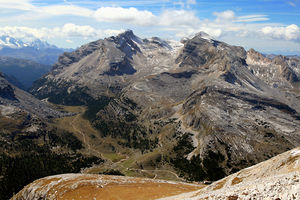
[[171, 133, 225, 182], [0, 127, 103, 199], [0, 152, 102, 199]]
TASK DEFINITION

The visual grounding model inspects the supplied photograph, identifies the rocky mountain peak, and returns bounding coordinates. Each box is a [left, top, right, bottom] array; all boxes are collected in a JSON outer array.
[[0, 35, 26, 49], [246, 48, 271, 65], [176, 31, 246, 69], [29, 38, 58, 50], [194, 31, 214, 41], [108, 29, 142, 56], [118, 29, 136, 39]]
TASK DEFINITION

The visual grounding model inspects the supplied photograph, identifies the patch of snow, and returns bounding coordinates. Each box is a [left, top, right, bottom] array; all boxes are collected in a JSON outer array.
[[291, 149, 300, 156]]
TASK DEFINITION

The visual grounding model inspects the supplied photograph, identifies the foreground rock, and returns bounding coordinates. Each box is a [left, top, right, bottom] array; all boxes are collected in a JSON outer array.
[[159, 147, 300, 200], [11, 174, 203, 200]]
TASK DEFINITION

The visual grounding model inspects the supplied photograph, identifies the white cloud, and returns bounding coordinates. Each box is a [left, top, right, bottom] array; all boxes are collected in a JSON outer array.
[[159, 10, 201, 27], [235, 15, 269, 22], [93, 7, 201, 29], [40, 5, 94, 17], [261, 24, 300, 41], [213, 10, 236, 23], [94, 7, 156, 26], [0, 0, 34, 10], [187, 0, 197, 5], [61, 24, 98, 38], [288, 1, 296, 7], [0, 24, 123, 41], [173, 1, 185, 9]]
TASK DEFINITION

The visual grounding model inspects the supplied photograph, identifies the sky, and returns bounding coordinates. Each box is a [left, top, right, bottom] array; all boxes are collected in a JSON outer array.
[[0, 0, 299, 54]]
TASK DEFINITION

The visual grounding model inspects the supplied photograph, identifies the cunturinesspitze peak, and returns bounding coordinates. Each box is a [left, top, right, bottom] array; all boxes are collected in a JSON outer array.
[[30, 31, 300, 182]]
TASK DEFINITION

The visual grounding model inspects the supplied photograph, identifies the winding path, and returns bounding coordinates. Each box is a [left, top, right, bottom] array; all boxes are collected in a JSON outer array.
[[70, 114, 102, 156]]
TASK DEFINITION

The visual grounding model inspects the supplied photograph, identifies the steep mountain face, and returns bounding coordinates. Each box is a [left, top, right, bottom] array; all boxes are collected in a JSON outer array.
[[31, 30, 182, 104], [31, 30, 300, 181], [0, 72, 63, 118], [0, 56, 51, 89], [0, 36, 71, 65], [247, 48, 300, 86], [0, 73, 103, 200]]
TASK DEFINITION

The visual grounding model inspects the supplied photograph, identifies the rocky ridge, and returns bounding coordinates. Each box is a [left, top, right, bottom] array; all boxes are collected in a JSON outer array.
[[159, 147, 300, 200], [0, 72, 63, 119]]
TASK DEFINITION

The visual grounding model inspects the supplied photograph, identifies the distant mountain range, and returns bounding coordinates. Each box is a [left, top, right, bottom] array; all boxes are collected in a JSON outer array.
[[0, 36, 73, 90], [0, 36, 72, 65]]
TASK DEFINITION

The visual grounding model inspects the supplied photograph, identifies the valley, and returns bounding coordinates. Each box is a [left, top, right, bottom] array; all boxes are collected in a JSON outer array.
[[53, 104, 184, 181]]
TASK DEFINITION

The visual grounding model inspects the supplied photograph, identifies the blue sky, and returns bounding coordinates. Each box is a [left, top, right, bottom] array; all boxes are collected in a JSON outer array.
[[0, 0, 299, 54]]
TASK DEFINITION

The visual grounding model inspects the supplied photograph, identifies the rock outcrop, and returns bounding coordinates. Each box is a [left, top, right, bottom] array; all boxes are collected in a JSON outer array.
[[159, 147, 300, 200], [0, 72, 64, 119]]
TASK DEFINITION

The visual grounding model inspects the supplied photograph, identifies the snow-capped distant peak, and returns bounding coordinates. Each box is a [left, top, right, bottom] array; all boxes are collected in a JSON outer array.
[[0, 35, 26, 49], [0, 35, 57, 50], [29, 39, 57, 50]]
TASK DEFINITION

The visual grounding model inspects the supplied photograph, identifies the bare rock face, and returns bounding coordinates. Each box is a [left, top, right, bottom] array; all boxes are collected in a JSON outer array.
[[247, 49, 300, 86], [0, 73, 64, 119], [31, 30, 300, 181], [0, 73, 17, 100], [159, 147, 300, 200]]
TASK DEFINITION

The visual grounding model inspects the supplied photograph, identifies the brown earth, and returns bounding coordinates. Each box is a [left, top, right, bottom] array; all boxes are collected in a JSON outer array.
[[12, 174, 203, 200]]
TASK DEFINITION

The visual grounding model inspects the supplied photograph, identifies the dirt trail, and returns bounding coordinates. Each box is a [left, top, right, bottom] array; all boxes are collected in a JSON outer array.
[[70, 114, 102, 157], [68, 111, 183, 182], [129, 168, 184, 181]]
